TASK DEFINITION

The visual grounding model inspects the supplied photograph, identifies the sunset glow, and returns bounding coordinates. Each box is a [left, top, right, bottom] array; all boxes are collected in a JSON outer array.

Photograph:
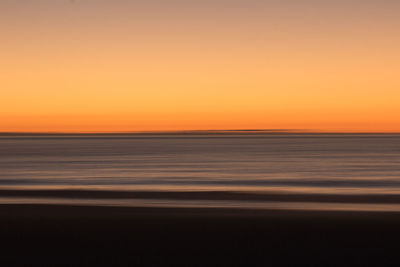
[[1, 0, 400, 133]]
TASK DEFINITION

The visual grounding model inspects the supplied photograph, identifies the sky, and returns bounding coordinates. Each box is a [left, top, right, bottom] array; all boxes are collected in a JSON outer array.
[[1, 0, 400, 133]]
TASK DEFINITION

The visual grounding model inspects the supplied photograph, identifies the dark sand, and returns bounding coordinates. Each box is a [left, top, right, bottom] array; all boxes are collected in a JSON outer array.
[[2, 204, 400, 266]]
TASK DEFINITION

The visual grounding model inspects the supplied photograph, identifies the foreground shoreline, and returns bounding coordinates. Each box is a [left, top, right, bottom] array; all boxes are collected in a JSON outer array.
[[3, 189, 400, 203], [2, 204, 400, 266]]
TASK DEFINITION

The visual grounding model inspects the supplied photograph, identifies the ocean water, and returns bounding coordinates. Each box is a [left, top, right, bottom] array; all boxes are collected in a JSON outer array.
[[1, 134, 400, 212]]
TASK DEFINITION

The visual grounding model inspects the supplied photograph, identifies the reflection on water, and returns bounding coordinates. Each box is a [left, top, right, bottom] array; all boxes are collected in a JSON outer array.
[[1, 134, 400, 211]]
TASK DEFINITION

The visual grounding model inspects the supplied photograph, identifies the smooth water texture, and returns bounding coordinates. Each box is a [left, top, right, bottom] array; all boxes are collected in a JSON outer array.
[[1, 134, 400, 211]]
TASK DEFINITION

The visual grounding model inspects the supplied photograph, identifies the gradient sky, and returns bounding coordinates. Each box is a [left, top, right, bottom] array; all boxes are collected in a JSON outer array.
[[1, 0, 400, 132]]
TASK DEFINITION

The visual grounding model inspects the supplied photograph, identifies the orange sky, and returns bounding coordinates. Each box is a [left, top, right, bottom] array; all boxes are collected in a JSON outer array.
[[1, 0, 400, 133]]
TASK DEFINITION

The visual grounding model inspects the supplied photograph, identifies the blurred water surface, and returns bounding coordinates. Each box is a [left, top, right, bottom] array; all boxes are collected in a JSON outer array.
[[1, 134, 400, 211]]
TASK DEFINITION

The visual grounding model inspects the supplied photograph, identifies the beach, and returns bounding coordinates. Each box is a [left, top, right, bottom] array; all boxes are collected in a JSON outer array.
[[2, 134, 400, 265], [2, 204, 400, 266], [3, 0, 400, 265]]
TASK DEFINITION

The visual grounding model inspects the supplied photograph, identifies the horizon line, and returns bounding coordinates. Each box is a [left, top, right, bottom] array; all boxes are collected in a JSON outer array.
[[1, 129, 400, 135]]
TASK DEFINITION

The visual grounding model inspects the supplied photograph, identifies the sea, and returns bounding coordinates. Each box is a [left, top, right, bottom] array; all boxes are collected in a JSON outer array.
[[1, 133, 400, 212]]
